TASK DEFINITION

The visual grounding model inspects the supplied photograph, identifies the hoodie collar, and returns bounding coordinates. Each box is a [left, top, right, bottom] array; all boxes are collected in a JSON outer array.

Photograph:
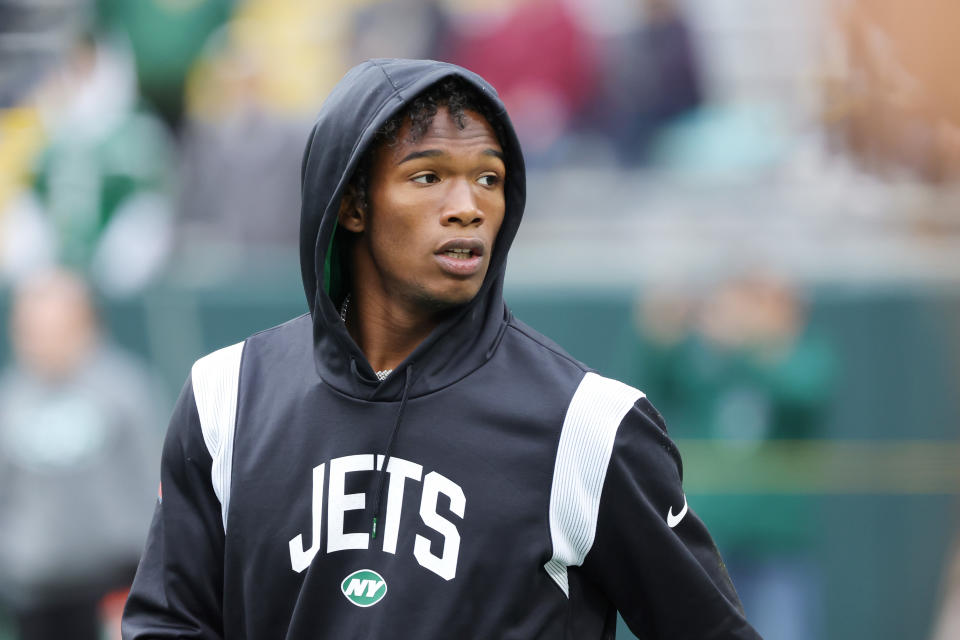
[[299, 59, 526, 401]]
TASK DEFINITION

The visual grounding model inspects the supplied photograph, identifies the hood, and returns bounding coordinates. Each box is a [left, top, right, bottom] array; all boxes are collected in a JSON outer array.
[[299, 59, 526, 401]]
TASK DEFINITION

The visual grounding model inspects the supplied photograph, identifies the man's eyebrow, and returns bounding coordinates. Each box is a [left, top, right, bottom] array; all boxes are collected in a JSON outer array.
[[398, 149, 444, 164], [397, 148, 506, 164]]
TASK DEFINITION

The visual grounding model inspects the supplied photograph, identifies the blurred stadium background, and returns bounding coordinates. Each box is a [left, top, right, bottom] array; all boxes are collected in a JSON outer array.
[[1, 0, 959, 638]]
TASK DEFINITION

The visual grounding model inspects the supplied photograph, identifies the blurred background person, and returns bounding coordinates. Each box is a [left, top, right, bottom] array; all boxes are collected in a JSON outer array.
[[347, 0, 450, 63], [635, 273, 835, 640], [2, 32, 176, 298], [635, 276, 836, 444], [0, 269, 161, 640], [445, 0, 599, 164], [821, 0, 960, 183], [581, 0, 704, 165], [94, 0, 232, 130], [173, 0, 363, 271]]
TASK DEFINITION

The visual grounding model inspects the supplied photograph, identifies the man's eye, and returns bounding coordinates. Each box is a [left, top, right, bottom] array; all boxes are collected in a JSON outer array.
[[412, 174, 439, 184], [477, 174, 501, 187]]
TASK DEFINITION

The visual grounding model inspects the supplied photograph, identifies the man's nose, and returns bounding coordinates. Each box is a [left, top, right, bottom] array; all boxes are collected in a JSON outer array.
[[441, 178, 484, 227]]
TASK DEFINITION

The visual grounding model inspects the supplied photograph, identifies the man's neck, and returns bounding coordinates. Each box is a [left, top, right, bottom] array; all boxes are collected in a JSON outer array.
[[344, 292, 441, 375]]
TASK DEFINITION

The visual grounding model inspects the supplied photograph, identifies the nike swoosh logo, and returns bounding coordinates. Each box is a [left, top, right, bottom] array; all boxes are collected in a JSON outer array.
[[667, 495, 688, 528]]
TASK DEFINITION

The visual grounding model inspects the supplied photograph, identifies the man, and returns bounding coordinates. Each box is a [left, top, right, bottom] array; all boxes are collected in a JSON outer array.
[[122, 59, 760, 639], [0, 269, 160, 640]]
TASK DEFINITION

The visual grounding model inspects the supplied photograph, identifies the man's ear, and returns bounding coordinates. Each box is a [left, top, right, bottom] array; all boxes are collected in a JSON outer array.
[[337, 185, 366, 233]]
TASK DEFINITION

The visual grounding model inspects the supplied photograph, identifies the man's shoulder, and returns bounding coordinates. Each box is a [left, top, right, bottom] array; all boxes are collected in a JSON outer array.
[[497, 316, 641, 411], [191, 313, 313, 377], [503, 316, 590, 376], [501, 316, 657, 427], [244, 312, 313, 348]]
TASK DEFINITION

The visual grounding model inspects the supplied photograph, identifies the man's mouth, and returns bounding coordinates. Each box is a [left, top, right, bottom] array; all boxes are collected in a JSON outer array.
[[442, 247, 476, 260], [436, 238, 484, 258], [435, 239, 485, 276]]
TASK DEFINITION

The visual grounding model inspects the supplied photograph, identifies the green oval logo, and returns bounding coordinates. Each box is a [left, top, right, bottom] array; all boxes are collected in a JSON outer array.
[[341, 569, 387, 607]]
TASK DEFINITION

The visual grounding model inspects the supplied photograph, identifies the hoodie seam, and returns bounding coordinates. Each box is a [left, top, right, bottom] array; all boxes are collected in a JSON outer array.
[[506, 321, 590, 373], [370, 59, 403, 95], [344, 61, 409, 165], [328, 63, 409, 225], [246, 312, 311, 342]]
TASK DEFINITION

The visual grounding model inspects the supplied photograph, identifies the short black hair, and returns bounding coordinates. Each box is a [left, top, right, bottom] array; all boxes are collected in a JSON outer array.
[[345, 76, 505, 213]]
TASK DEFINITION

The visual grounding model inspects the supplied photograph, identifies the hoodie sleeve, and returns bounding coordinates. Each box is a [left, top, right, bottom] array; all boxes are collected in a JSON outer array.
[[580, 396, 760, 639], [121, 376, 226, 639]]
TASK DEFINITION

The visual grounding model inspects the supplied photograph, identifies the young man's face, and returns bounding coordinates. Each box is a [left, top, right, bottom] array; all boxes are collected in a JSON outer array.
[[341, 106, 506, 314]]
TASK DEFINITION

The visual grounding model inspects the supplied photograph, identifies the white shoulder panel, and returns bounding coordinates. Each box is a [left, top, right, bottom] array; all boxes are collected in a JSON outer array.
[[191, 341, 245, 532], [544, 372, 644, 596]]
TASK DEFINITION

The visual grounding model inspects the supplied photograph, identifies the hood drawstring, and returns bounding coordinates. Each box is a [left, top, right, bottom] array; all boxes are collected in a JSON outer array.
[[371, 364, 413, 539]]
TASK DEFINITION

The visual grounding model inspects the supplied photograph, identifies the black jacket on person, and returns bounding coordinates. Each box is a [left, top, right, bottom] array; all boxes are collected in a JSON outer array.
[[122, 58, 760, 640]]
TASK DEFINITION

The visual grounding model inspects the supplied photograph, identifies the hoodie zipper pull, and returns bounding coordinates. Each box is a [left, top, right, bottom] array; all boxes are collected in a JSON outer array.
[[371, 516, 378, 539]]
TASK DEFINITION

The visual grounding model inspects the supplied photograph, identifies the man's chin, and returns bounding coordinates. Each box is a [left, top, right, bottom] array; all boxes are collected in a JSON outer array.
[[415, 287, 482, 314]]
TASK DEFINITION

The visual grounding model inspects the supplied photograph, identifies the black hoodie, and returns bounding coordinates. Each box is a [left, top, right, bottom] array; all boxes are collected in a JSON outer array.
[[122, 59, 760, 640]]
